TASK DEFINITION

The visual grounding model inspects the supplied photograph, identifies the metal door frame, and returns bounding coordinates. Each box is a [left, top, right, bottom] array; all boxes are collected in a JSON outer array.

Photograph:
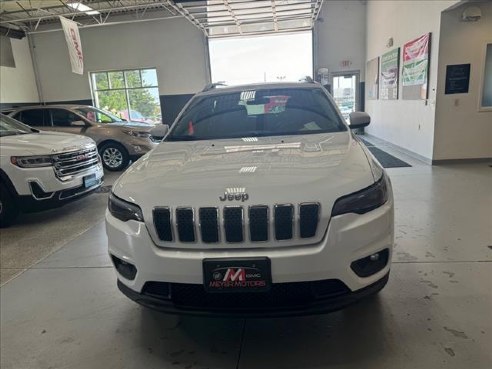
[[331, 71, 361, 112]]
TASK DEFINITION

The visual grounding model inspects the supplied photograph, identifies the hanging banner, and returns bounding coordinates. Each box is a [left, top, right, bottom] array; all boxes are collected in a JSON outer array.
[[402, 33, 430, 86], [380, 48, 399, 100], [59, 16, 83, 75]]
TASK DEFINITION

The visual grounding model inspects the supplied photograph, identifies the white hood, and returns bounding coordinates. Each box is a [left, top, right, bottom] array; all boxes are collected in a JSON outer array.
[[0, 131, 96, 156], [113, 132, 375, 246]]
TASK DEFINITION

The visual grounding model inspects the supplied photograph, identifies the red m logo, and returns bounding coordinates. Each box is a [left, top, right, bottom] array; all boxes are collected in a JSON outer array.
[[223, 268, 245, 282]]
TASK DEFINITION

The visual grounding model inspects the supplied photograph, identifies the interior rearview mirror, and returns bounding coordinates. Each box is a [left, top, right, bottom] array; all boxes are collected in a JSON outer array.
[[349, 112, 371, 129], [150, 124, 169, 141], [71, 120, 86, 127]]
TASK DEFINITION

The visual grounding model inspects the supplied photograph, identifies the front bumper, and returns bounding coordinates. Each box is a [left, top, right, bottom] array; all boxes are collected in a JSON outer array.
[[107, 194, 394, 315], [19, 176, 104, 212], [117, 273, 389, 318]]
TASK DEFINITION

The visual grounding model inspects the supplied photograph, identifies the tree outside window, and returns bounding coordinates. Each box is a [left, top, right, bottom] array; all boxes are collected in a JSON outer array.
[[91, 68, 162, 124]]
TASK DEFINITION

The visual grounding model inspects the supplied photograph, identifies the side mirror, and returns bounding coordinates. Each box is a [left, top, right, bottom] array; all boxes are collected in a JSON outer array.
[[71, 120, 86, 127], [150, 124, 169, 141], [349, 112, 371, 129]]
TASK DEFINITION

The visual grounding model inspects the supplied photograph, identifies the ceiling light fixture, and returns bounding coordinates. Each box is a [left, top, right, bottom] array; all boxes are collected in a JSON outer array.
[[67, 2, 100, 16]]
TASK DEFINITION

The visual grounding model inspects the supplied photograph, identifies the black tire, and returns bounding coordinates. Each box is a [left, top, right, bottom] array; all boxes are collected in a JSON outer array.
[[0, 183, 19, 228], [100, 142, 130, 171]]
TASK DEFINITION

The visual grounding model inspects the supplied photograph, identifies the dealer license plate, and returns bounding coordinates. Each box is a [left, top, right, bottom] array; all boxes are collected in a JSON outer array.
[[203, 258, 271, 293]]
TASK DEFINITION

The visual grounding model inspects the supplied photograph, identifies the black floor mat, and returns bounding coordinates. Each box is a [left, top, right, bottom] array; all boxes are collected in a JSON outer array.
[[358, 137, 375, 147], [357, 137, 412, 168]]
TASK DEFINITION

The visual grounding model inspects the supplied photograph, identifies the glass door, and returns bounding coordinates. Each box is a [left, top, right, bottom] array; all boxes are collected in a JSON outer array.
[[331, 72, 360, 122]]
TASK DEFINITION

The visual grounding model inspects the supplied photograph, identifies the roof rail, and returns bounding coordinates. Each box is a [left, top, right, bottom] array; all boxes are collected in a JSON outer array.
[[299, 76, 315, 83], [202, 81, 227, 92]]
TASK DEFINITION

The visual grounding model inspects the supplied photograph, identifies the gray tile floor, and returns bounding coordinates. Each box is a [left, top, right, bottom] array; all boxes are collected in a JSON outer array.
[[1, 146, 491, 369]]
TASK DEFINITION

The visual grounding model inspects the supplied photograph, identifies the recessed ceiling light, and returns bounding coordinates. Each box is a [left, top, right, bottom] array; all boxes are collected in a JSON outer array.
[[67, 2, 100, 16]]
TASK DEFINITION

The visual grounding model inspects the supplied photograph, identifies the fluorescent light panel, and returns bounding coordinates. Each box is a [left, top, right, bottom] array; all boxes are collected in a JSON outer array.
[[67, 2, 100, 15]]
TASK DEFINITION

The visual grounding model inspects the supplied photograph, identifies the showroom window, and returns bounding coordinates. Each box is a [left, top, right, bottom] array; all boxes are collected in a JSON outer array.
[[90, 68, 162, 124], [209, 31, 313, 85]]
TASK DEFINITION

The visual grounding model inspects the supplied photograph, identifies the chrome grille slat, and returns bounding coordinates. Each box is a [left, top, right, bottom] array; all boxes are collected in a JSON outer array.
[[153, 204, 319, 244], [54, 154, 98, 167], [53, 147, 99, 180], [55, 157, 99, 171]]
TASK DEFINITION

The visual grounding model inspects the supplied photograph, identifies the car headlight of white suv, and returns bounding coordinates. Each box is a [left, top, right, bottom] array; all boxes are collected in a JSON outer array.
[[331, 174, 389, 216], [11, 155, 53, 168], [108, 193, 144, 222]]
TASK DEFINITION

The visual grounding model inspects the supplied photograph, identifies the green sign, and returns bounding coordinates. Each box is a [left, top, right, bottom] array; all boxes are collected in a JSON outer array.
[[380, 48, 399, 100]]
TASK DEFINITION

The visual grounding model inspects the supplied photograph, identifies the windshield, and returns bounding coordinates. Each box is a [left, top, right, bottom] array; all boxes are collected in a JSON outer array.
[[0, 114, 34, 137], [73, 107, 123, 124], [166, 87, 347, 141]]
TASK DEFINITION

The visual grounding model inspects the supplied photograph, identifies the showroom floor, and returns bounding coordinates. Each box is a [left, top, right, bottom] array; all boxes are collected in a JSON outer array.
[[1, 139, 491, 369]]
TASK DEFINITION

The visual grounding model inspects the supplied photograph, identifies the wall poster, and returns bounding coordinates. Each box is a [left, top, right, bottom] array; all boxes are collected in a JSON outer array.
[[402, 33, 431, 100], [366, 57, 379, 100], [380, 48, 400, 100]]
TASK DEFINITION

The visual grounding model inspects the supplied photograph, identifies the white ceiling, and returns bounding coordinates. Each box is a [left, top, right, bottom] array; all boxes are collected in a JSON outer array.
[[0, 0, 324, 37]]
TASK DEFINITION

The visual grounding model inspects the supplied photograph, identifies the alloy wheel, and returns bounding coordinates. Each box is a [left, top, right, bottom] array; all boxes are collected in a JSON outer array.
[[102, 147, 123, 169]]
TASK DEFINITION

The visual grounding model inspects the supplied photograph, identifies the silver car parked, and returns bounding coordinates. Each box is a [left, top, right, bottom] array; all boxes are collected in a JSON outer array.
[[8, 105, 158, 171]]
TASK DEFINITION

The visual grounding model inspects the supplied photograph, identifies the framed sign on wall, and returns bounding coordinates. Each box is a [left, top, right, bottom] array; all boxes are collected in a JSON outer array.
[[380, 48, 400, 100], [366, 57, 379, 100], [445, 64, 471, 95], [402, 33, 431, 100]]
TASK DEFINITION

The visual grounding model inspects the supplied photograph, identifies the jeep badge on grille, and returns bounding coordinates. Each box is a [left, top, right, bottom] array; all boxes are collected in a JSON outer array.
[[219, 187, 249, 202]]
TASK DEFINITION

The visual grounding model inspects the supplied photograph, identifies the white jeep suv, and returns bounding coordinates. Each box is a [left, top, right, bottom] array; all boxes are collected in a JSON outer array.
[[0, 114, 104, 227], [106, 82, 394, 316]]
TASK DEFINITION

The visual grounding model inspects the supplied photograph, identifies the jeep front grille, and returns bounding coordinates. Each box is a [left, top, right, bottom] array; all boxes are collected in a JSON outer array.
[[53, 147, 99, 180], [199, 207, 220, 243], [153, 203, 320, 244], [223, 206, 244, 243], [176, 207, 195, 242]]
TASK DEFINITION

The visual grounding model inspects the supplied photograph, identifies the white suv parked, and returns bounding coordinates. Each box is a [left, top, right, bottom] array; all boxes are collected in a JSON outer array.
[[0, 114, 104, 227], [106, 82, 394, 316]]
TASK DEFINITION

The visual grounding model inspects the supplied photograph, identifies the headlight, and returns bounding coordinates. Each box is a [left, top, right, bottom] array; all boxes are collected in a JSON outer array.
[[11, 155, 53, 168], [108, 193, 144, 222], [123, 130, 151, 139], [332, 174, 389, 216]]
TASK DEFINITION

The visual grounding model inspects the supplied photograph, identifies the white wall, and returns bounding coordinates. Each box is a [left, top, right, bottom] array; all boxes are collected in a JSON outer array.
[[315, 0, 366, 81], [365, 0, 458, 161], [433, 2, 492, 160], [0, 37, 39, 103], [30, 17, 209, 102]]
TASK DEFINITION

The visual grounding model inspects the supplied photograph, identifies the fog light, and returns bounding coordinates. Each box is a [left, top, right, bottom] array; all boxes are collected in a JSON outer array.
[[132, 145, 143, 153], [369, 253, 380, 261], [111, 255, 137, 280], [351, 249, 389, 277]]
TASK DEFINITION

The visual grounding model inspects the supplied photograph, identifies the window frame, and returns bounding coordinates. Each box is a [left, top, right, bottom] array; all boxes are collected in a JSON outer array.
[[88, 67, 161, 121], [49, 108, 80, 127], [478, 42, 492, 112]]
